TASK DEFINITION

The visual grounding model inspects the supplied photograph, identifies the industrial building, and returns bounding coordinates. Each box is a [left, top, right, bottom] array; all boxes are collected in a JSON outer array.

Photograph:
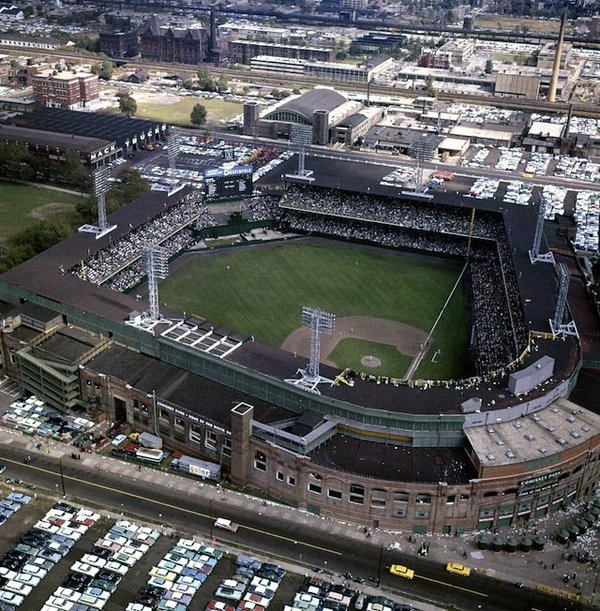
[[229, 40, 335, 65]]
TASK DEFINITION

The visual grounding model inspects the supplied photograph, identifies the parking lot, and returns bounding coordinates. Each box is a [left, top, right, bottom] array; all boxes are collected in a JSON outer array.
[[0, 484, 417, 611]]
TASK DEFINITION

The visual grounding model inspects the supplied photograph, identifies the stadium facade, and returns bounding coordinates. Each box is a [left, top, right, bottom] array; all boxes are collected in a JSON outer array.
[[0, 160, 599, 535]]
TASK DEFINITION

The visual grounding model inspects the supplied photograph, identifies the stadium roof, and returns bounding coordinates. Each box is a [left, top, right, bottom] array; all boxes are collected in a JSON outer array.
[[309, 434, 477, 484], [85, 344, 294, 427], [465, 398, 600, 468], [269, 88, 348, 122]]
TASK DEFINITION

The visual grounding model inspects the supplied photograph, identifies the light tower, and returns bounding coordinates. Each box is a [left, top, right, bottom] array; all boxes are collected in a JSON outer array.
[[284, 124, 315, 182], [285, 306, 335, 394], [409, 138, 434, 192], [78, 165, 117, 239], [549, 263, 578, 338], [145, 245, 169, 323], [529, 195, 555, 264], [167, 133, 181, 171]]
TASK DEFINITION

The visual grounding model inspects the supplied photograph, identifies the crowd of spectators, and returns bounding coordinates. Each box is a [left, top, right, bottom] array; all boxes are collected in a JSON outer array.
[[103, 229, 195, 293], [70, 193, 215, 288], [279, 186, 501, 239], [245, 194, 281, 221], [276, 185, 529, 381]]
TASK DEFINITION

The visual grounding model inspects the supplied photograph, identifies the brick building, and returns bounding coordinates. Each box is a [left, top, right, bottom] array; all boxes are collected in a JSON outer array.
[[99, 30, 139, 59], [32, 69, 99, 110], [140, 16, 209, 65]]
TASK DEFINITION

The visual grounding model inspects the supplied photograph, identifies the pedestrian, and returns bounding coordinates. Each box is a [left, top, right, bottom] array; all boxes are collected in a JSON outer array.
[[551, 563, 555, 570]]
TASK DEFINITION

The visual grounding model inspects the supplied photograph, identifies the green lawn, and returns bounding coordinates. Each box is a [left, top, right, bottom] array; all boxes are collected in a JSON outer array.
[[0, 181, 85, 243], [159, 241, 468, 380], [136, 97, 242, 127]]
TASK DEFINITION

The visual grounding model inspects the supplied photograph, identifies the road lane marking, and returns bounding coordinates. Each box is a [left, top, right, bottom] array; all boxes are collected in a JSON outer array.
[[5, 457, 341, 557], [415, 574, 488, 597]]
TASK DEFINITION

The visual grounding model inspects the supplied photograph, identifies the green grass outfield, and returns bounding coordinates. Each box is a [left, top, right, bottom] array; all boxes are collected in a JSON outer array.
[[160, 240, 468, 380], [0, 181, 85, 243]]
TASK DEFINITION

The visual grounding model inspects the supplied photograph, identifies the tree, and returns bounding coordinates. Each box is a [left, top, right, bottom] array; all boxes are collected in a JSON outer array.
[[190, 103, 207, 128], [118, 94, 137, 117], [92, 60, 114, 81], [425, 74, 436, 97], [216, 75, 229, 93], [197, 69, 216, 92]]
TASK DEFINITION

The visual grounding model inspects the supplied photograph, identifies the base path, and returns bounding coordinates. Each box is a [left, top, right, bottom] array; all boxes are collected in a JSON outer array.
[[281, 316, 427, 367]]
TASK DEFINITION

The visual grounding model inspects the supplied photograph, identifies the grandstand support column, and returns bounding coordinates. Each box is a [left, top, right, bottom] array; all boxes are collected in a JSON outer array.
[[529, 196, 555, 264], [549, 263, 578, 339], [285, 307, 335, 394]]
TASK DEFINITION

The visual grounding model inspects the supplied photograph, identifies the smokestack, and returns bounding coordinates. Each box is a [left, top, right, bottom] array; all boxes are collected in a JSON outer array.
[[210, 7, 218, 60], [564, 102, 573, 138], [548, 13, 567, 103]]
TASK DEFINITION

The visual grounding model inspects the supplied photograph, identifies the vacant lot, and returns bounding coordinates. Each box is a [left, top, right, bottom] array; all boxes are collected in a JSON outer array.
[[0, 182, 85, 243], [476, 15, 564, 34], [135, 94, 242, 127], [159, 240, 467, 380]]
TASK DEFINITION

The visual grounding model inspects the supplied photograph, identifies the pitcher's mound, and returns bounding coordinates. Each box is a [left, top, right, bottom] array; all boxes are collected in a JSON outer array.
[[361, 355, 382, 368]]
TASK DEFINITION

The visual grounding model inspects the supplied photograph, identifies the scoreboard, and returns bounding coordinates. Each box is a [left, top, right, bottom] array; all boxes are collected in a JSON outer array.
[[203, 165, 253, 201]]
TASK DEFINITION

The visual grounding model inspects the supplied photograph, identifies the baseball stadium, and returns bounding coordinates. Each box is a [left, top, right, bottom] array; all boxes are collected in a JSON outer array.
[[0, 150, 598, 535]]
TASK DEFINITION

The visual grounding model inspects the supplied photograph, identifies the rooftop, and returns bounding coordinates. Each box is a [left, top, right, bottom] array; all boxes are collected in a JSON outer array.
[[310, 434, 477, 484], [85, 344, 294, 428], [465, 398, 600, 468]]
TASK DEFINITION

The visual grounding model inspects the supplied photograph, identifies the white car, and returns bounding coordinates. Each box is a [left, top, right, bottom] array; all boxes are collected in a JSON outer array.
[[71, 562, 100, 577], [22, 564, 48, 579], [120, 547, 144, 562], [75, 509, 101, 522], [15, 572, 41, 587], [148, 567, 177, 581], [176, 539, 202, 552], [112, 552, 137, 567], [54, 587, 82, 602], [81, 554, 107, 569], [0, 590, 24, 607], [104, 561, 129, 575], [46, 596, 75, 610], [0, 567, 17, 580], [4, 579, 33, 596]]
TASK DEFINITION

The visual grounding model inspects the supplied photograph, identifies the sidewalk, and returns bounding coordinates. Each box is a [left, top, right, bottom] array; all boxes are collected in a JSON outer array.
[[0, 421, 598, 609]]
